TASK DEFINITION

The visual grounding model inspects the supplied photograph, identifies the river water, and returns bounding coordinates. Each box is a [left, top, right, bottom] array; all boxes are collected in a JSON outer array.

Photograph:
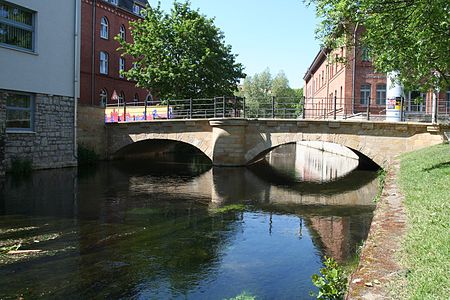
[[0, 142, 377, 299]]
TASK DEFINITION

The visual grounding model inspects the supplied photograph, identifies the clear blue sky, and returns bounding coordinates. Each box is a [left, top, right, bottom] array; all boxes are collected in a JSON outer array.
[[149, 0, 320, 88]]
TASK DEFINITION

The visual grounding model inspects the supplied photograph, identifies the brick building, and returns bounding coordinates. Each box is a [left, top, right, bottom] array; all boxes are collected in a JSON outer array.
[[303, 29, 386, 118], [80, 0, 149, 107], [303, 29, 450, 120]]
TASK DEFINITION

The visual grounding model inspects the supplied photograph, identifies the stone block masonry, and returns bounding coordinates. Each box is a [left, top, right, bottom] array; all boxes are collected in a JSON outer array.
[[3, 93, 77, 171], [0, 94, 5, 177]]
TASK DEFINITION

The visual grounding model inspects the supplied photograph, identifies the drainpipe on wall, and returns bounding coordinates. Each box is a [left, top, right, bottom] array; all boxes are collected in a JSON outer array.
[[351, 22, 359, 115], [91, 0, 97, 106], [73, 0, 81, 160]]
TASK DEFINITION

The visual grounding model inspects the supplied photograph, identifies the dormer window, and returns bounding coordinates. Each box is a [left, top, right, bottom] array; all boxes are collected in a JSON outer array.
[[133, 4, 143, 15], [104, 0, 118, 5]]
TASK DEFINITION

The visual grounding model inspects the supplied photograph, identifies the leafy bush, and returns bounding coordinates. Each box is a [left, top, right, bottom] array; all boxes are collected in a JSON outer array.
[[77, 145, 99, 165], [311, 257, 347, 299]]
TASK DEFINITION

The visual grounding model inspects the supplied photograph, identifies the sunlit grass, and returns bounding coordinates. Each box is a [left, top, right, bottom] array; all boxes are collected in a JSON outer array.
[[398, 143, 450, 299]]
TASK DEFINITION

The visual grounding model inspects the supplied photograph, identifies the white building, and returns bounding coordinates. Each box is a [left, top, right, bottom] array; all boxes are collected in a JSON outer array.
[[0, 0, 81, 172]]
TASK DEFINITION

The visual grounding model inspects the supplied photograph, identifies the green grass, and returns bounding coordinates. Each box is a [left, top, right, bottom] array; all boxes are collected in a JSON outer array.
[[398, 143, 450, 299]]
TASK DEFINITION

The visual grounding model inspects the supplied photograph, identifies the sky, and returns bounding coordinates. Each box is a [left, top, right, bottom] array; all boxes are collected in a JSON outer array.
[[149, 0, 321, 89]]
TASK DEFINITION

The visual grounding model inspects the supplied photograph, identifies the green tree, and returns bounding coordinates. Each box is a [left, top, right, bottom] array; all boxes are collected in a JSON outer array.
[[306, 0, 450, 91], [237, 69, 302, 117], [117, 1, 245, 99]]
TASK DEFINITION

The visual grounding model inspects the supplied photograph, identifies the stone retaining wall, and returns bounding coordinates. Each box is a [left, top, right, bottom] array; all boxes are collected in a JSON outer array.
[[3, 93, 77, 170], [77, 105, 107, 159], [0, 94, 5, 177]]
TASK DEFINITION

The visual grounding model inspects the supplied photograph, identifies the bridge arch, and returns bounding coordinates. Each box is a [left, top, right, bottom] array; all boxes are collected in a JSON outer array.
[[111, 138, 212, 163], [106, 121, 213, 161]]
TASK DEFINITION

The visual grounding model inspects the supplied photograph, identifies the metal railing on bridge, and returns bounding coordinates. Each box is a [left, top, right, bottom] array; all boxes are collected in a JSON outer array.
[[104, 95, 450, 124]]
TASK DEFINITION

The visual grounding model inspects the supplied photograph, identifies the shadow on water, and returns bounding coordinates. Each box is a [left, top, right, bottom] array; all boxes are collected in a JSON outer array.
[[0, 142, 378, 299]]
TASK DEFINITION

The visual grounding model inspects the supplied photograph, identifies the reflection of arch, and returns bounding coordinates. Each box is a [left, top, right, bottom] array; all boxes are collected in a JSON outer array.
[[99, 89, 108, 107], [246, 137, 382, 169]]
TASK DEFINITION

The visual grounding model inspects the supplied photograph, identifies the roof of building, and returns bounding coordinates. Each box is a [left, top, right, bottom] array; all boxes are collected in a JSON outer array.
[[303, 48, 329, 82], [118, 0, 148, 13]]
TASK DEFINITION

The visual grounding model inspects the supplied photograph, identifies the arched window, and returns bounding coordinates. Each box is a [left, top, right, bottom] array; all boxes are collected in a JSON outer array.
[[146, 93, 154, 105], [360, 84, 371, 105], [119, 57, 125, 78], [376, 84, 386, 105], [119, 91, 125, 104], [99, 89, 108, 107], [119, 24, 126, 40], [100, 17, 108, 39], [99, 51, 108, 74], [447, 89, 450, 110], [361, 46, 370, 62]]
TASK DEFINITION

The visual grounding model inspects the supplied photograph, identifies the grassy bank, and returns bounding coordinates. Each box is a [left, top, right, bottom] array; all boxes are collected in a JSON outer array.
[[398, 143, 450, 299]]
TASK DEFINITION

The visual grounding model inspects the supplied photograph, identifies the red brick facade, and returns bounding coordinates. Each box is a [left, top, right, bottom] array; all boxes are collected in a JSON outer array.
[[303, 29, 450, 119], [303, 29, 386, 118], [80, 0, 148, 106]]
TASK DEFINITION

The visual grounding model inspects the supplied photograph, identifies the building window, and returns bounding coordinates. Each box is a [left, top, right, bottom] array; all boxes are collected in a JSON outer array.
[[119, 57, 125, 78], [99, 89, 108, 107], [119, 24, 126, 40], [100, 17, 108, 39], [0, 2, 34, 51], [133, 4, 145, 16], [103, 0, 118, 5], [118, 91, 125, 104], [100, 51, 108, 74], [376, 84, 386, 105], [360, 84, 371, 105], [5, 91, 34, 131], [361, 46, 370, 62], [446, 89, 450, 110]]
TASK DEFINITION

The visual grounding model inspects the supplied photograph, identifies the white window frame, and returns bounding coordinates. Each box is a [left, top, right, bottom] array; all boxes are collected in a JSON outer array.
[[133, 4, 142, 15], [4, 91, 34, 132], [100, 51, 108, 75], [119, 57, 125, 78], [376, 84, 386, 105], [360, 84, 371, 105], [100, 16, 108, 39], [119, 24, 126, 40], [100, 89, 108, 107], [0, 1, 35, 51], [446, 90, 450, 110], [118, 91, 125, 104]]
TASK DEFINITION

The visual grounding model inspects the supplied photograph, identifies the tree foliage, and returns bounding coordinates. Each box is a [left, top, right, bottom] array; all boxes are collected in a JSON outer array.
[[117, 1, 245, 99], [307, 0, 450, 91], [237, 68, 303, 116]]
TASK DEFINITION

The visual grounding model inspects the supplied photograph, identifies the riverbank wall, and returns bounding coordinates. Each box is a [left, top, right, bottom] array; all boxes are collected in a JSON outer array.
[[346, 160, 406, 299], [0, 95, 5, 177], [77, 105, 107, 159]]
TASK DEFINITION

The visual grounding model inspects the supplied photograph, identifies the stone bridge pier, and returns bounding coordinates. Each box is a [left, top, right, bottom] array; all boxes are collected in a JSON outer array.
[[106, 118, 448, 169]]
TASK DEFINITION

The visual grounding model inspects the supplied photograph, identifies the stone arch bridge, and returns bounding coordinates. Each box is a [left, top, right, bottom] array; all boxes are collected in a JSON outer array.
[[106, 119, 447, 168]]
